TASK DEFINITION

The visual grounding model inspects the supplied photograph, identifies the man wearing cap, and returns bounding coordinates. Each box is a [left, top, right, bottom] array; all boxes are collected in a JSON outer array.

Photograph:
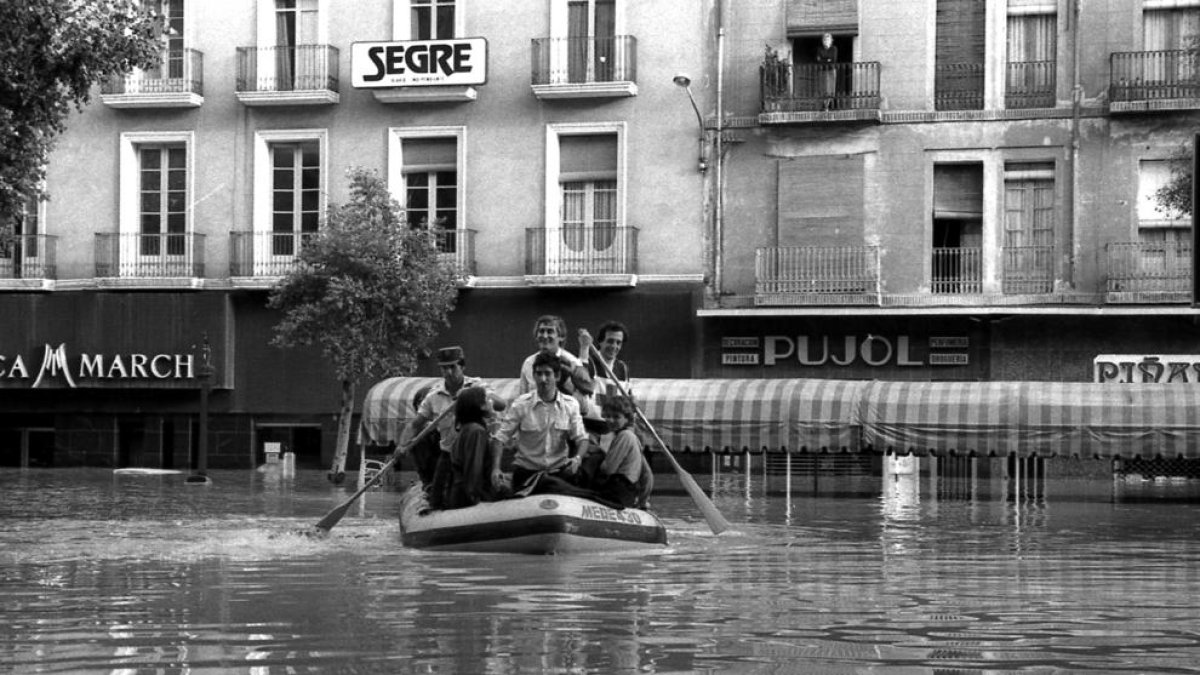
[[397, 345, 497, 508]]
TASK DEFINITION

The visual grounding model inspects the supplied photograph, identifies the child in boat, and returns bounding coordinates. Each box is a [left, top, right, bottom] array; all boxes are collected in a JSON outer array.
[[581, 395, 653, 509], [445, 385, 501, 509]]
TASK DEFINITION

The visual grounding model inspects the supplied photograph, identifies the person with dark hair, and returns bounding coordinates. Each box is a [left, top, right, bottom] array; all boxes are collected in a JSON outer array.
[[397, 345, 502, 509], [518, 315, 594, 414], [497, 351, 590, 496], [578, 320, 631, 410], [579, 395, 653, 509], [407, 384, 440, 485], [444, 386, 501, 509]]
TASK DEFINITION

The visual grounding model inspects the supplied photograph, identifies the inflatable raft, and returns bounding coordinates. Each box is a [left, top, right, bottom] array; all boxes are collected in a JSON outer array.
[[399, 486, 668, 554]]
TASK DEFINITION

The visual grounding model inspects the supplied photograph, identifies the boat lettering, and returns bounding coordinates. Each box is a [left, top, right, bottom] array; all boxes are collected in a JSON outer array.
[[580, 504, 642, 525]]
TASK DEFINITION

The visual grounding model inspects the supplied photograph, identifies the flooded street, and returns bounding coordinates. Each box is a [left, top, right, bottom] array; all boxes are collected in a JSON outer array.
[[2, 468, 1200, 673]]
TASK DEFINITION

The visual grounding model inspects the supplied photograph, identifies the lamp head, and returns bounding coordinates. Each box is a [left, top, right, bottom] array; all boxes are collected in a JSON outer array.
[[672, 74, 692, 88]]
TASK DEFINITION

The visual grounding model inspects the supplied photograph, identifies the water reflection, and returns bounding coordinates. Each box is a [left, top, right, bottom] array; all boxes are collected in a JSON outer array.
[[3, 468, 1200, 673]]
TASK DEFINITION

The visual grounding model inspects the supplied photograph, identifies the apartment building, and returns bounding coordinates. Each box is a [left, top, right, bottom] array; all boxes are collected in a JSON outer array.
[[0, 0, 711, 469], [701, 0, 1200, 384]]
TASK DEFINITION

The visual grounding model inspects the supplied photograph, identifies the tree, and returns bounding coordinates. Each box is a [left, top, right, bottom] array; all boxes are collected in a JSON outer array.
[[1156, 144, 1193, 219], [1, 0, 162, 227], [268, 168, 460, 483]]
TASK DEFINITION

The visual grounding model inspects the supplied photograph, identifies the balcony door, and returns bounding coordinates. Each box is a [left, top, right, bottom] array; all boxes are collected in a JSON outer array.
[[261, 141, 320, 275], [1003, 164, 1055, 294], [552, 134, 619, 274], [1143, 8, 1200, 95], [567, 0, 615, 83], [274, 0, 319, 90], [2, 195, 40, 279], [136, 146, 187, 275]]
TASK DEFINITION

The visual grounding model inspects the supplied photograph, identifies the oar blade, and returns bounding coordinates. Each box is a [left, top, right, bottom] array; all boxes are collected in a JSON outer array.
[[674, 464, 732, 535], [314, 501, 353, 532]]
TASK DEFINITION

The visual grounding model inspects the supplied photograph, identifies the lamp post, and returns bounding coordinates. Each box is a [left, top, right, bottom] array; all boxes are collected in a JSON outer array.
[[672, 74, 708, 172], [186, 333, 213, 485]]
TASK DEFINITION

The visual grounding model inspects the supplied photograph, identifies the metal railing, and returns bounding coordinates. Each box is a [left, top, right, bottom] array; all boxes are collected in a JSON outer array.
[[102, 48, 203, 96], [1105, 241, 1192, 293], [531, 35, 637, 85], [433, 228, 476, 276], [0, 235, 57, 279], [935, 62, 984, 110], [755, 246, 880, 295], [760, 60, 881, 112], [1005, 60, 1055, 109], [1001, 245, 1054, 294], [1110, 50, 1200, 102], [236, 44, 339, 94], [525, 226, 638, 275], [931, 247, 982, 294], [230, 228, 476, 277], [95, 233, 205, 278]]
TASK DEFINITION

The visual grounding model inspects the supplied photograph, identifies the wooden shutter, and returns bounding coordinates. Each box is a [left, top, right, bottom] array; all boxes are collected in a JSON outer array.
[[786, 0, 858, 35], [777, 155, 864, 247]]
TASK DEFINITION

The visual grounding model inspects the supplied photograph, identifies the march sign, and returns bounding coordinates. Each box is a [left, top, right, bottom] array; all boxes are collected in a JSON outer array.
[[351, 38, 488, 88]]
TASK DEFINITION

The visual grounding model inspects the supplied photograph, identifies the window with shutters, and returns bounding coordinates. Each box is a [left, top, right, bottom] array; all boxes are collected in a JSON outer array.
[[1133, 159, 1191, 282], [935, 0, 986, 110], [1002, 162, 1055, 294], [388, 127, 469, 268], [534, 0, 634, 92], [1143, 7, 1200, 96], [932, 164, 983, 294], [1006, 9, 1056, 108]]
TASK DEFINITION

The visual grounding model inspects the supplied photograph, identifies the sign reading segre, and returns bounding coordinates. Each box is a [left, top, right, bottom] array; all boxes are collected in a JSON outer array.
[[351, 38, 487, 88]]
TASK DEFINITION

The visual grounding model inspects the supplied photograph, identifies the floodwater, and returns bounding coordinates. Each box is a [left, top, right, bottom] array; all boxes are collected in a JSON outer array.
[[2, 468, 1200, 674]]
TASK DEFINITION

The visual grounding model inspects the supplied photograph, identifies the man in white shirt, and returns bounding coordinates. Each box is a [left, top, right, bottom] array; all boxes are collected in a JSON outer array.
[[518, 315, 594, 412]]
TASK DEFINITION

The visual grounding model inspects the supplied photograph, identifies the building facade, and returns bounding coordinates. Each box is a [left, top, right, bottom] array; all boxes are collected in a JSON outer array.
[[4, 0, 1200, 470]]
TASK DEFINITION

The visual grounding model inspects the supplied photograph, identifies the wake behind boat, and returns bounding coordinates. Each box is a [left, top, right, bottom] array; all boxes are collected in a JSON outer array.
[[399, 483, 668, 554]]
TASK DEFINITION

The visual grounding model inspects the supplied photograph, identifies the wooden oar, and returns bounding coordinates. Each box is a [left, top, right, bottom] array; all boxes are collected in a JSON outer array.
[[313, 401, 454, 533], [588, 345, 732, 535]]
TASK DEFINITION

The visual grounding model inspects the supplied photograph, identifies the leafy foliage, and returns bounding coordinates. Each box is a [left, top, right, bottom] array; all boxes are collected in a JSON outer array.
[[1156, 144, 1193, 219], [0, 0, 163, 226], [268, 167, 460, 383]]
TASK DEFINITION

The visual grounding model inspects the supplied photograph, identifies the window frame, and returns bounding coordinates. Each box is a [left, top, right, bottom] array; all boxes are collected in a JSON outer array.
[[253, 129, 328, 237], [544, 122, 626, 233], [392, 0, 462, 40], [387, 126, 467, 233], [120, 131, 194, 239]]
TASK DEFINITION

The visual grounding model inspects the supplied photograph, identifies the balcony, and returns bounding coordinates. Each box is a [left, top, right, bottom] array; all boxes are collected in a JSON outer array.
[[935, 62, 984, 111], [755, 246, 880, 306], [525, 226, 638, 286], [236, 45, 339, 106], [932, 247, 982, 295], [0, 235, 57, 288], [95, 233, 205, 286], [760, 60, 881, 124], [230, 229, 476, 285], [101, 48, 203, 108], [1110, 50, 1200, 113], [531, 36, 637, 99], [1006, 60, 1055, 109], [1106, 241, 1192, 303], [1001, 245, 1054, 295]]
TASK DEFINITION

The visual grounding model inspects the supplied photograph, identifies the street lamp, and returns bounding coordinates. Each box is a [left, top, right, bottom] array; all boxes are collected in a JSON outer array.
[[673, 74, 708, 172]]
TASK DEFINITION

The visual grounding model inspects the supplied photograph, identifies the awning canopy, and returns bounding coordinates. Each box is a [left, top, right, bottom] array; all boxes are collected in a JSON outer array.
[[358, 377, 1200, 460]]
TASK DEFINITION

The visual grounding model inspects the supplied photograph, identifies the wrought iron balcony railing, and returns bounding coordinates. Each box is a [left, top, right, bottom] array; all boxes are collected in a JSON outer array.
[[935, 62, 984, 111], [931, 247, 982, 294], [102, 48, 203, 96], [236, 44, 339, 94], [1106, 240, 1192, 295], [95, 233, 205, 278], [525, 226, 638, 275], [1110, 50, 1200, 103], [760, 60, 881, 113], [531, 35, 637, 85], [433, 228, 477, 276], [1006, 60, 1055, 109], [755, 246, 880, 303], [0, 234, 57, 280], [1001, 245, 1054, 294], [230, 228, 476, 278]]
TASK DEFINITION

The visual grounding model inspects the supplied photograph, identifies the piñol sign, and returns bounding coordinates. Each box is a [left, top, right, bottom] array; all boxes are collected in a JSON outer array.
[[0, 343, 195, 388]]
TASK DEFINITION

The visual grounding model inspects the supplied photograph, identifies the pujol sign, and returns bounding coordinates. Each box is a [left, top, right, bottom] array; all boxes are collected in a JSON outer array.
[[351, 38, 487, 88], [0, 343, 196, 388], [720, 334, 970, 368]]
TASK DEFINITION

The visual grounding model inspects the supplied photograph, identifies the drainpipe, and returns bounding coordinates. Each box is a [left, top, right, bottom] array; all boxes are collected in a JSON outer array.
[[1068, 0, 1081, 289], [714, 0, 725, 297]]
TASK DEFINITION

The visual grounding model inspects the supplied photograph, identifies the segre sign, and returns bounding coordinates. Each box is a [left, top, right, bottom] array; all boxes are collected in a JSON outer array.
[[351, 38, 487, 88]]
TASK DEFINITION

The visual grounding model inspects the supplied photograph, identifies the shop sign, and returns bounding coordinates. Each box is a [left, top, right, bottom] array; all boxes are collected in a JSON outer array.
[[351, 38, 487, 88], [0, 343, 195, 388], [720, 334, 970, 368], [1093, 354, 1200, 384]]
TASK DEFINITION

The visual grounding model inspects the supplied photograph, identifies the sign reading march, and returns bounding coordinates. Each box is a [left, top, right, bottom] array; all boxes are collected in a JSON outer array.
[[351, 38, 487, 88]]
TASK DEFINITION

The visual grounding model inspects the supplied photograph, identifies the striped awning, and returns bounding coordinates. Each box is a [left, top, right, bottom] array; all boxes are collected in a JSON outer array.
[[862, 380, 1200, 459], [358, 377, 1200, 459]]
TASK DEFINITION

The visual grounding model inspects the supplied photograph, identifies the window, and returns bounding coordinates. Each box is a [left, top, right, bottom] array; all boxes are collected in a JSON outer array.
[[156, 0, 186, 79], [388, 127, 465, 255], [1005, 9, 1056, 108], [935, 0, 986, 110], [1002, 161, 1055, 293], [1137, 159, 1190, 240], [544, 0, 628, 85], [1, 194, 41, 279], [1144, 7, 1200, 51], [544, 123, 628, 274], [119, 132, 194, 274], [932, 163, 983, 293], [253, 130, 327, 272], [412, 0, 455, 39]]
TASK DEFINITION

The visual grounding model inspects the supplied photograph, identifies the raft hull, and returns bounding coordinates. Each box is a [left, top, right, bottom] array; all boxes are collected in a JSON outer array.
[[399, 486, 668, 554]]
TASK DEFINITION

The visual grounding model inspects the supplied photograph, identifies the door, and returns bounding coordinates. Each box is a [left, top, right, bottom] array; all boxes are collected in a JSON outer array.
[[553, 180, 619, 274], [567, 0, 615, 83], [1003, 177, 1055, 294]]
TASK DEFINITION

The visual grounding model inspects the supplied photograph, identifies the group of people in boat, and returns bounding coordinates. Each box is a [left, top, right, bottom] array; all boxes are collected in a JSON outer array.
[[395, 314, 653, 513]]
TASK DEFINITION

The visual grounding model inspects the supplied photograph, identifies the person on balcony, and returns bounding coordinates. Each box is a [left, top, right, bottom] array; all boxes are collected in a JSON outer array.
[[816, 33, 838, 111]]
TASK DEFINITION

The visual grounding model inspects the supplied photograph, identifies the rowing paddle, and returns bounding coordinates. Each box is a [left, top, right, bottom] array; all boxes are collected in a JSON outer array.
[[587, 345, 732, 535], [313, 400, 455, 533]]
